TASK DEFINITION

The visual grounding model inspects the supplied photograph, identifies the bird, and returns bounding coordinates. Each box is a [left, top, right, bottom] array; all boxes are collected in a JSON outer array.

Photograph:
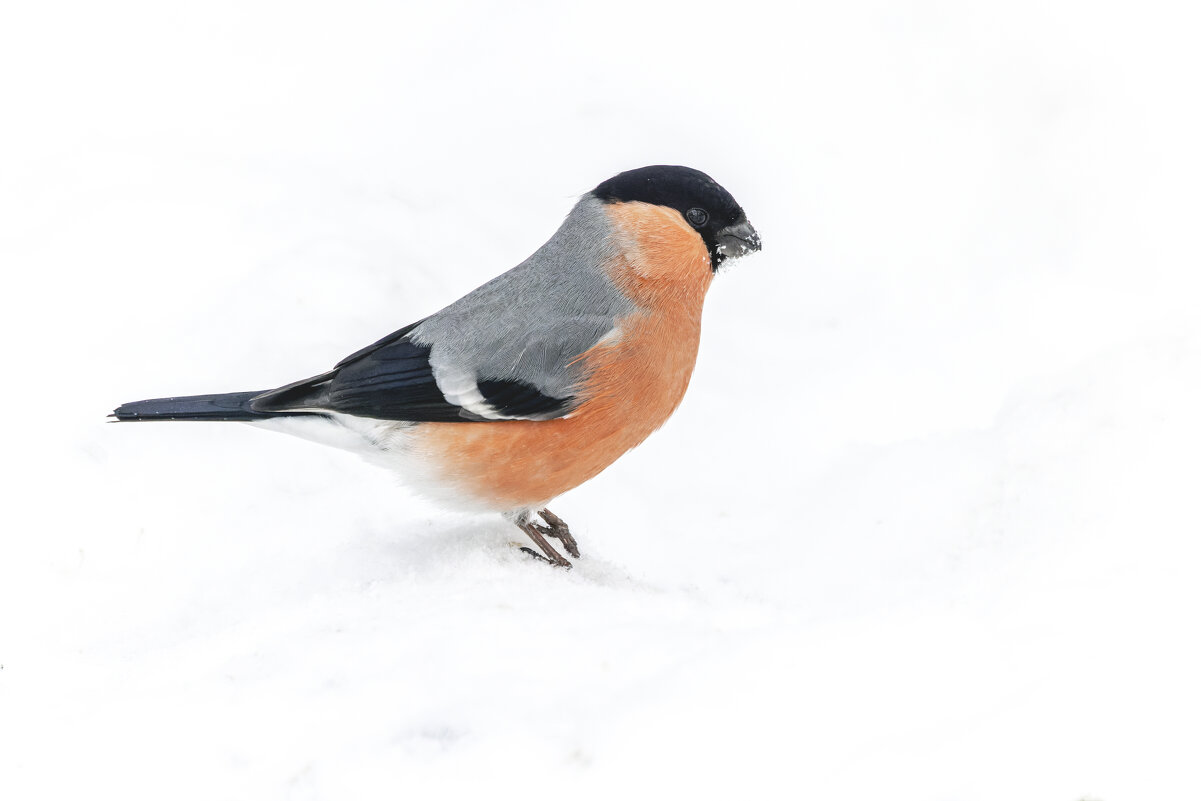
[[112, 165, 761, 568]]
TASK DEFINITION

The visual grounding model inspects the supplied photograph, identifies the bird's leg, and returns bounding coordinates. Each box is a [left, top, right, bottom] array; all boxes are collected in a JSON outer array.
[[537, 508, 580, 558], [516, 519, 572, 569]]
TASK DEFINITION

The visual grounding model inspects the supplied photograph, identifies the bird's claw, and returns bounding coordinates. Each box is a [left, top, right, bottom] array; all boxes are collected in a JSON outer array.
[[515, 507, 579, 568], [536, 508, 580, 558], [519, 546, 571, 569]]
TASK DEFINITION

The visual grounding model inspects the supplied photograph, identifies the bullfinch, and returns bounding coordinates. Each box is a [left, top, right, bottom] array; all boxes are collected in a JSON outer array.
[[112, 165, 761, 568]]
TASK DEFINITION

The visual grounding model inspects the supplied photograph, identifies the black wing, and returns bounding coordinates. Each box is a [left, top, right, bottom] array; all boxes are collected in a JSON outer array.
[[250, 322, 572, 422]]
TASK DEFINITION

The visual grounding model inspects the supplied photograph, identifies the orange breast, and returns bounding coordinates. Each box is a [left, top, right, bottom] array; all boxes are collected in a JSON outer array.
[[410, 201, 715, 512]]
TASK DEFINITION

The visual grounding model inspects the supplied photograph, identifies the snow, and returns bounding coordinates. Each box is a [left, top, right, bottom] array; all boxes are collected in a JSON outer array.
[[3, 2, 1200, 799]]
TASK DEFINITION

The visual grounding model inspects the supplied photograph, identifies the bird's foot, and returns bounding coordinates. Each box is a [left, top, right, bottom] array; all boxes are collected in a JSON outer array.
[[516, 521, 573, 569], [536, 507, 580, 558], [514, 508, 580, 568], [518, 546, 560, 567]]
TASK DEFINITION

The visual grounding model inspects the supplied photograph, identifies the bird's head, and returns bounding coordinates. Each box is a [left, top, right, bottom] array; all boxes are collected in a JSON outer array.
[[591, 165, 761, 271]]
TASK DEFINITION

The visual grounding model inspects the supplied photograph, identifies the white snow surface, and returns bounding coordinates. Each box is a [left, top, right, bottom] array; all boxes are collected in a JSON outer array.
[[3, 2, 1200, 799]]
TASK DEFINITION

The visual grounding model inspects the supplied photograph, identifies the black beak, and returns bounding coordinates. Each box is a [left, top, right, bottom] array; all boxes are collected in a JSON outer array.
[[715, 220, 762, 261]]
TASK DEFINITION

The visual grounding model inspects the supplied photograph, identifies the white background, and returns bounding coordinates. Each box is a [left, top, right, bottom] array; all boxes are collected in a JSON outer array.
[[2, 2, 1200, 799]]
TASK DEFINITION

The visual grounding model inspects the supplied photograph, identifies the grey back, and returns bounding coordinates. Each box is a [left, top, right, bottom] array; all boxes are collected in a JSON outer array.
[[409, 196, 636, 410]]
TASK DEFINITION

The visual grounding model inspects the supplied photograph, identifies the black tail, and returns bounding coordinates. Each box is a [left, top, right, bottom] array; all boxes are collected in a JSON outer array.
[[110, 390, 290, 422]]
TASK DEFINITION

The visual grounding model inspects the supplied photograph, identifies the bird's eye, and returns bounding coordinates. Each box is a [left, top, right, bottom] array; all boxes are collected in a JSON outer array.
[[685, 207, 709, 228]]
